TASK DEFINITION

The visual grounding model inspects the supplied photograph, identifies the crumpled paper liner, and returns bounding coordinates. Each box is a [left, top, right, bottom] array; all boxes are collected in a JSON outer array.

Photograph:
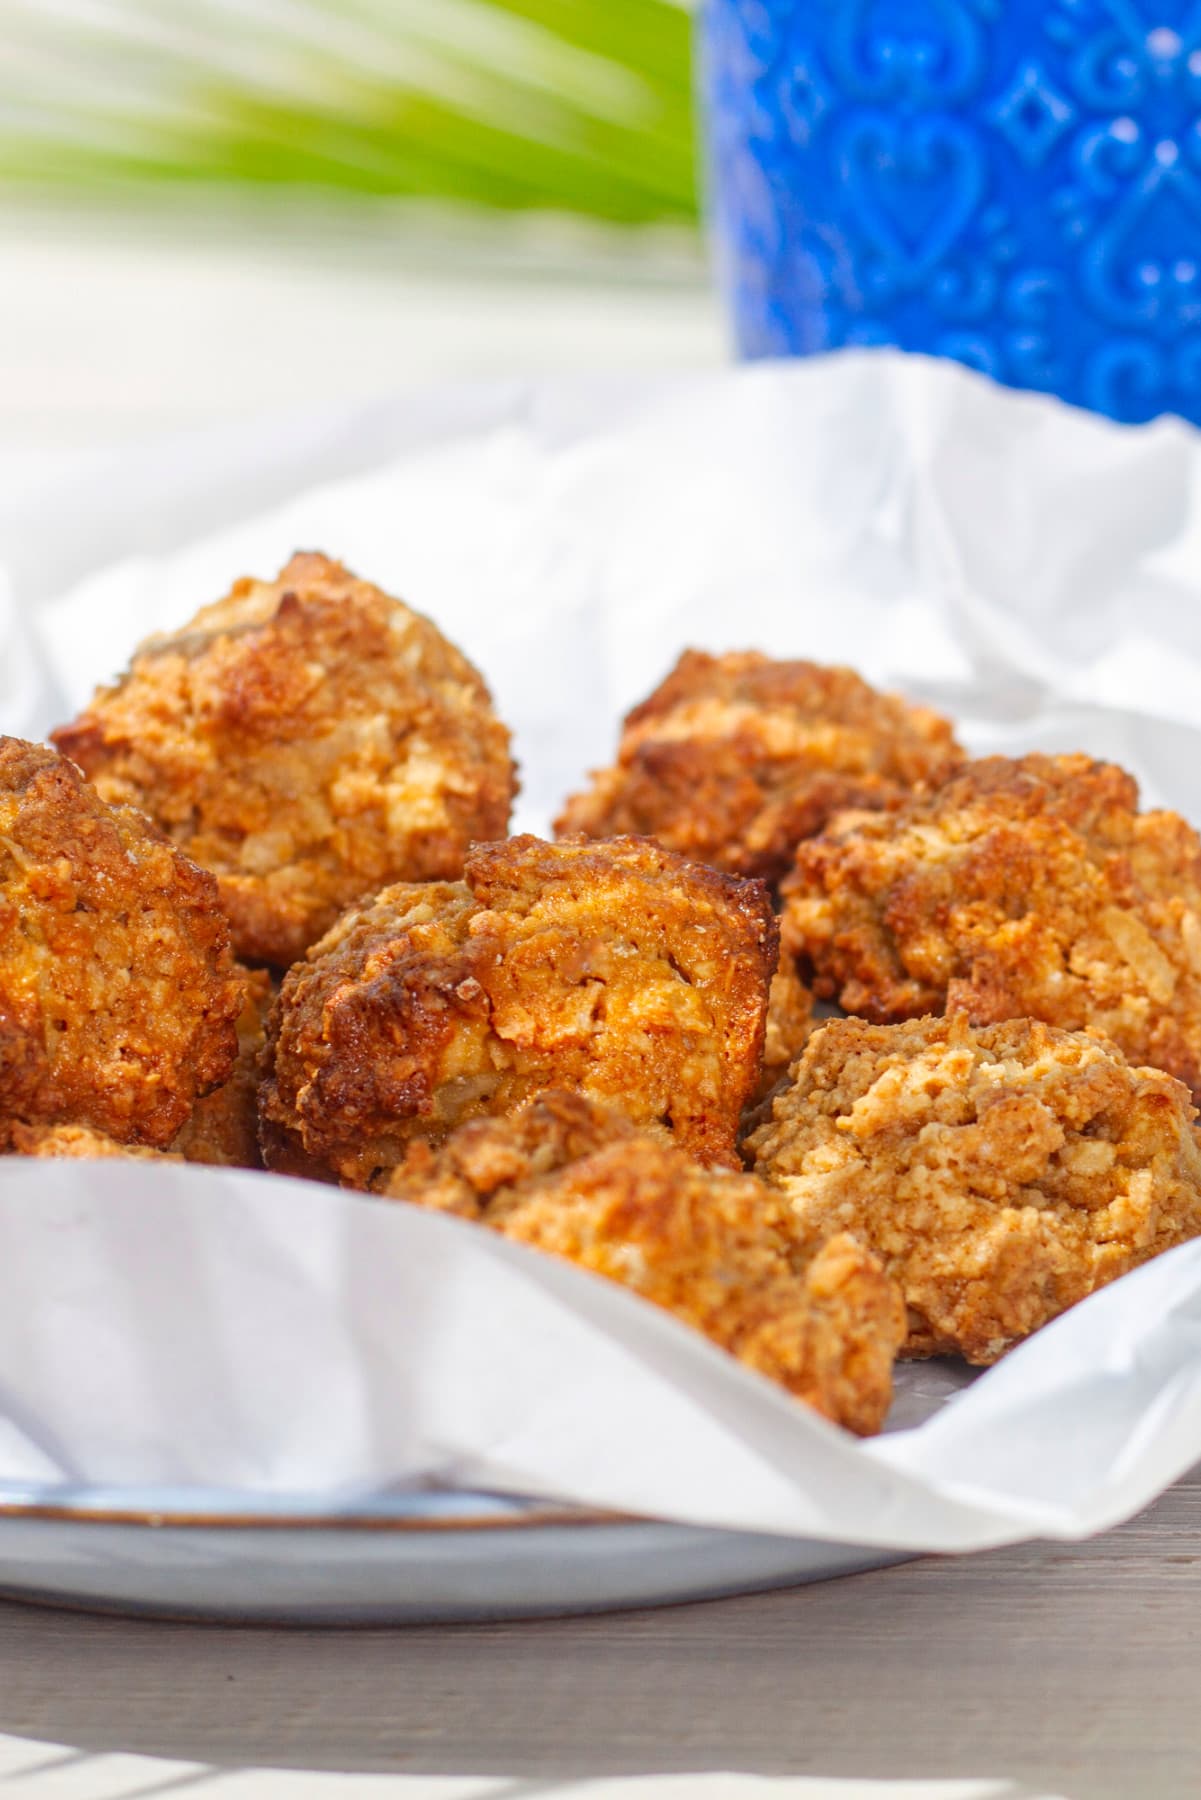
[[3, 350, 1201, 1551]]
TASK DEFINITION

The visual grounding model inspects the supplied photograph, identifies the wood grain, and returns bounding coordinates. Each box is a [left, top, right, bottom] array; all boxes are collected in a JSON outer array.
[[0, 1468, 1196, 1799]]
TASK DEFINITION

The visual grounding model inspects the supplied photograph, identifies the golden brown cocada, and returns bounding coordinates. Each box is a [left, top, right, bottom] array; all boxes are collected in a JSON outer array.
[[383, 1091, 905, 1435], [259, 834, 779, 1187], [0, 737, 243, 1148], [53, 552, 517, 967], [747, 1013, 1201, 1365], [782, 753, 1201, 1102], [557, 650, 961, 886]]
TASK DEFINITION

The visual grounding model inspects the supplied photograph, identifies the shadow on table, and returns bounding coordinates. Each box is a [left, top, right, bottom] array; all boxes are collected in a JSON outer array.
[[0, 1486, 1196, 1800]]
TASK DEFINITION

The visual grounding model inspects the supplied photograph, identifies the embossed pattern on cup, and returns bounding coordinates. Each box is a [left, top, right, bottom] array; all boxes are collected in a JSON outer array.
[[703, 0, 1201, 424]]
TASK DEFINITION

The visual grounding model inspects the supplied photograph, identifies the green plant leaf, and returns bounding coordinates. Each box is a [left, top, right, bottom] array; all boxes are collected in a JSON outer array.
[[0, 0, 700, 224]]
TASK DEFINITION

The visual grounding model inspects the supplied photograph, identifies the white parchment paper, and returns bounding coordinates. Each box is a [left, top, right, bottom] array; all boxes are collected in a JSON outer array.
[[4, 349, 1201, 1552]]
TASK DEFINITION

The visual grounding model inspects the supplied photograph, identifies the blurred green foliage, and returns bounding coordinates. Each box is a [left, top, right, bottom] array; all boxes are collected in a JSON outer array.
[[1, 0, 699, 225]]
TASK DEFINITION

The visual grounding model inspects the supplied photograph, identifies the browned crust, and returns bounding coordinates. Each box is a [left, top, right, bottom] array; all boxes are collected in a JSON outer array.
[[53, 552, 518, 967], [556, 650, 962, 883], [748, 1013, 1201, 1364], [0, 737, 242, 1147], [259, 835, 778, 1185]]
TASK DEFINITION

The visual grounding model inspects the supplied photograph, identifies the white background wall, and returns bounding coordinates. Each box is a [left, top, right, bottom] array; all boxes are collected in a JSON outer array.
[[1, 204, 723, 450]]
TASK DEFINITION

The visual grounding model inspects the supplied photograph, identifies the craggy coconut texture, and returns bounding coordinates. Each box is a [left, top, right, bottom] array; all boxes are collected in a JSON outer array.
[[54, 552, 517, 967], [557, 650, 962, 885], [259, 834, 780, 1187], [783, 753, 1201, 1103], [0, 737, 242, 1147], [748, 1013, 1201, 1365]]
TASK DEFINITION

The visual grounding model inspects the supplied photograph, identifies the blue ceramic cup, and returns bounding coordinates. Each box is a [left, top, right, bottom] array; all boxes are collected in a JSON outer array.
[[702, 0, 1201, 425]]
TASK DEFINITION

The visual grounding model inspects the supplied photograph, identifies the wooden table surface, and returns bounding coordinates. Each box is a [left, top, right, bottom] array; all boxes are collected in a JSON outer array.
[[0, 1464, 1196, 1800]]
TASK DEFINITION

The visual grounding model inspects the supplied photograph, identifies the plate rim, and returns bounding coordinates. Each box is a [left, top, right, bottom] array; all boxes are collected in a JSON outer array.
[[0, 1495, 634, 1534]]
